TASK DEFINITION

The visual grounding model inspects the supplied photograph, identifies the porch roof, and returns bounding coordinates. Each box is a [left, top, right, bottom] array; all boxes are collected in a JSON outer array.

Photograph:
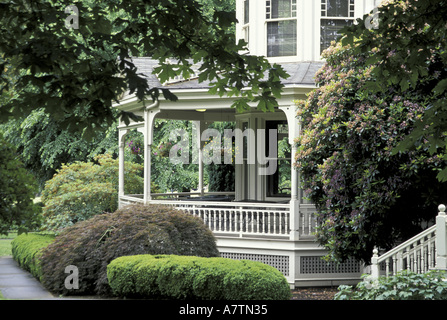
[[126, 57, 324, 91]]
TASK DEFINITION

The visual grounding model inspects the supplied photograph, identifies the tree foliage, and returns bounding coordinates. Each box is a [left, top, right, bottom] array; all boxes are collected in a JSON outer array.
[[0, 108, 118, 189], [0, 133, 41, 235], [341, 0, 447, 180], [0, 0, 288, 138], [295, 41, 447, 263], [41, 154, 145, 231]]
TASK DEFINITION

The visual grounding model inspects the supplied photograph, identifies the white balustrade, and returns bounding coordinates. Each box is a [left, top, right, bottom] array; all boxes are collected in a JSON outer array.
[[119, 194, 319, 239], [370, 204, 445, 279]]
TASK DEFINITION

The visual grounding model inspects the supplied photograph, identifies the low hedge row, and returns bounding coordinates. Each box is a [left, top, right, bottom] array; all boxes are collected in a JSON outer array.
[[11, 233, 55, 280], [107, 254, 291, 300]]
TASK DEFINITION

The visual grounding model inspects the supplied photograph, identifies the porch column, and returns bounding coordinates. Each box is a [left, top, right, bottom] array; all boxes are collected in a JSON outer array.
[[143, 102, 160, 204], [289, 143, 300, 240], [279, 105, 300, 241], [195, 120, 205, 196], [118, 128, 128, 204]]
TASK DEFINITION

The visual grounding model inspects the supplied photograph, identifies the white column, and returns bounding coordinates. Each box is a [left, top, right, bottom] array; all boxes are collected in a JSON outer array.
[[280, 106, 300, 240], [194, 120, 205, 196], [143, 102, 160, 204], [436, 204, 447, 270], [289, 143, 300, 240], [118, 129, 128, 207]]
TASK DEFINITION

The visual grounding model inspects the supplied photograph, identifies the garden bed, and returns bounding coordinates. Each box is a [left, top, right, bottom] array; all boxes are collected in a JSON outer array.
[[291, 287, 338, 300]]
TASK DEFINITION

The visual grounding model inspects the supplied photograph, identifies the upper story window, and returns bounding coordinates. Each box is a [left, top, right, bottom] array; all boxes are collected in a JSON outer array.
[[266, 0, 297, 57], [320, 0, 354, 53], [242, 0, 250, 46]]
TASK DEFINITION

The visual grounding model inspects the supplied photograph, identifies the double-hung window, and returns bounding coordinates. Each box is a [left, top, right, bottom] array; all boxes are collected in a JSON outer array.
[[320, 0, 354, 53], [243, 0, 250, 45], [266, 0, 297, 57]]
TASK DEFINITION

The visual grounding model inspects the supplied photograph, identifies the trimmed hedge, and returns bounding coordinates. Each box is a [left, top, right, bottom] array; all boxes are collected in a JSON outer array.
[[107, 254, 292, 300], [11, 233, 55, 280]]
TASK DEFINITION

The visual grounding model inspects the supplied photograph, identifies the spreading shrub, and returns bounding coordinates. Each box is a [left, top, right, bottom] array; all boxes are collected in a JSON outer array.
[[39, 203, 220, 296], [107, 254, 291, 300], [11, 233, 55, 280], [335, 271, 447, 300], [41, 154, 146, 230]]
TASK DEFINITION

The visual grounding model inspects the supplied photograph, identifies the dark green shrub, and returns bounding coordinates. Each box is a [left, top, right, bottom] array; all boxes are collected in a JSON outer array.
[[11, 233, 55, 280], [107, 254, 291, 300], [335, 271, 447, 300], [39, 203, 219, 296], [0, 133, 42, 235]]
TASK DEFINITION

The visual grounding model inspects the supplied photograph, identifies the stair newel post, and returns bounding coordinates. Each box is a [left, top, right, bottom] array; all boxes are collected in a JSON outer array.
[[371, 247, 380, 280], [436, 204, 447, 270]]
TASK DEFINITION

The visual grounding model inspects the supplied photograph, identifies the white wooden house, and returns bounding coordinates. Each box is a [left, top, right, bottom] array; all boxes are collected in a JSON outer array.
[[114, 0, 382, 288]]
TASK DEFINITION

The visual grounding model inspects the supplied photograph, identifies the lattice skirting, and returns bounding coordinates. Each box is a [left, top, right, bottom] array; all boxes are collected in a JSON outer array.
[[220, 252, 290, 276], [300, 256, 360, 274]]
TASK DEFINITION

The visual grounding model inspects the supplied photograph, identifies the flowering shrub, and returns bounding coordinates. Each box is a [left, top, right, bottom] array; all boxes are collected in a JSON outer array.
[[294, 41, 447, 263]]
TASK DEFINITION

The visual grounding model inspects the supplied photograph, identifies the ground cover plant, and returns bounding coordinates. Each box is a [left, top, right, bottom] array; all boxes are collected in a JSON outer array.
[[335, 270, 447, 300], [39, 203, 220, 296]]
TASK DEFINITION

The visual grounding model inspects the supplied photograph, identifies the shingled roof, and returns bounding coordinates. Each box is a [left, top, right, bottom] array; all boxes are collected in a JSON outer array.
[[128, 57, 324, 90]]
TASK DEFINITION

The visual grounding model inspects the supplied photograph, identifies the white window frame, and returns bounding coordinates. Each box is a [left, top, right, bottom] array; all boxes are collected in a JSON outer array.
[[265, 0, 298, 58], [320, 0, 355, 54]]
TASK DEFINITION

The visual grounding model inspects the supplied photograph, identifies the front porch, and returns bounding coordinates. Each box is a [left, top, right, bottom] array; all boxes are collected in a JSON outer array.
[[114, 58, 363, 288]]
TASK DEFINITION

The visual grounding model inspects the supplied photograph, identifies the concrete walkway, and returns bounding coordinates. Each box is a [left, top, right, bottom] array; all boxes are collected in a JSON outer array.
[[0, 256, 56, 300]]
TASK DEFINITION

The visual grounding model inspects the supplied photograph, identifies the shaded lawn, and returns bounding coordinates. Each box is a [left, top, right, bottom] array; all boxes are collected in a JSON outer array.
[[0, 232, 17, 256]]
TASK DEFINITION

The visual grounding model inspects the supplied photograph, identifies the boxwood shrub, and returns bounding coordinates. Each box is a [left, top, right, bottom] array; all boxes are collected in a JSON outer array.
[[11, 233, 55, 280], [107, 254, 292, 300], [39, 203, 220, 297]]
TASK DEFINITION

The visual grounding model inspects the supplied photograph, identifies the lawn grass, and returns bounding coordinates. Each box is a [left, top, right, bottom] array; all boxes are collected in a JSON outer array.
[[0, 232, 18, 257]]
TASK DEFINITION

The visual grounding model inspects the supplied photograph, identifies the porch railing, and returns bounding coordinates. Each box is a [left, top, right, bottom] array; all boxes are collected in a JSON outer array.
[[118, 194, 319, 239], [151, 199, 291, 238], [370, 204, 447, 279]]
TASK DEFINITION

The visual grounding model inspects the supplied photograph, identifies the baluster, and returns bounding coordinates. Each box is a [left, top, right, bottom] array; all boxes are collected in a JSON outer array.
[[307, 212, 313, 236], [212, 209, 217, 231], [385, 260, 390, 277], [421, 245, 427, 273], [392, 255, 397, 276], [239, 207, 243, 234], [272, 211, 277, 234]]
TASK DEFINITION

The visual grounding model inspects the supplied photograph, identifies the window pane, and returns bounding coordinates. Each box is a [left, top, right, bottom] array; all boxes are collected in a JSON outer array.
[[325, 0, 349, 17], [267, 20, 297, 57], [320, 19, 352, 53], [271, 0, 293, 18]]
